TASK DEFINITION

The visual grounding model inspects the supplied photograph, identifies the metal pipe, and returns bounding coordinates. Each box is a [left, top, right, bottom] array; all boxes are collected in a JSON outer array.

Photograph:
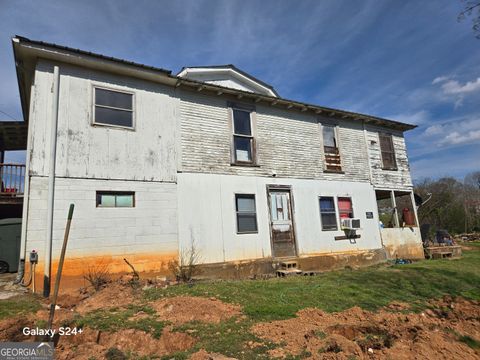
[[16, 81, 35, 284], [44, 65, 60, 298]]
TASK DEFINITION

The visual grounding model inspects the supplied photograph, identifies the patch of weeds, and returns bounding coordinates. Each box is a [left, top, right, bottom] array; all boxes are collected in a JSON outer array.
[[105, 347, 126, 360], [459, 335, 480, 349], [356, 330, 394, 351], [74, 305, 166, 338], [160, 351, 189, 360], [0, 295, 41, 320], [130, 317, 166, 339], [314, 330, 327, 339], [172, 318, 276, 359], [445, 328, 480, 349], [36, 319, 48, 329], [325, 343, 342, 353]]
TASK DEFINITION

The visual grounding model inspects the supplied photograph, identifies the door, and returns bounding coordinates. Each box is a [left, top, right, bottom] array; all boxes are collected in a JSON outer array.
[[268, 188, 297, 257]]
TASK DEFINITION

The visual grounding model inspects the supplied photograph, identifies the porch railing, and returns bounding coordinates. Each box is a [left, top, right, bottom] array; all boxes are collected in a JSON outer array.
[[0, 163, 26, 196]]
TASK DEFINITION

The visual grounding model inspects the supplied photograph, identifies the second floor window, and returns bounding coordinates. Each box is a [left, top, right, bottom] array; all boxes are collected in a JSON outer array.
[[322, 125, 342, 172], [379, 133, 397, 170], [94, 87, 134, 128], [232, 108, 254, 163]]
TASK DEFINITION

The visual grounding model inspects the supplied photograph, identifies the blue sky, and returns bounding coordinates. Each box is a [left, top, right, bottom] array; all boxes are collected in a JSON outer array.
[[0, 0, 479, 181]]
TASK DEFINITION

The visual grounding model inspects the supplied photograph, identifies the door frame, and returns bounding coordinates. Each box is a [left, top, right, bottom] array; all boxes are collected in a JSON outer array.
[[266, 184, 298, 258]]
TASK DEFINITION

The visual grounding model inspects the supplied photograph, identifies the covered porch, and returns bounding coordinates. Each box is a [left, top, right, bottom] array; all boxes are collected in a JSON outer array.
[[0, 121, 27, 219]]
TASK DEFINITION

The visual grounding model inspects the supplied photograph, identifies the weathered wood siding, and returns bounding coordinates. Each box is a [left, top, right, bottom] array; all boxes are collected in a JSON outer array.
[[179, 91, 372, 182], [28, 59, 179, 182], [366, 125, 413, 190]]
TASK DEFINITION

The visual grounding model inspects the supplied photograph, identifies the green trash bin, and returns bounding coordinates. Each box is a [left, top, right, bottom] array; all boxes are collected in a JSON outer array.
[[0, 218, 22, 273]]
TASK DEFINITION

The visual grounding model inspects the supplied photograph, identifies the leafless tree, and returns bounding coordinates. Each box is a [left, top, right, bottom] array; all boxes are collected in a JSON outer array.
[[458, 0, 480, 39]]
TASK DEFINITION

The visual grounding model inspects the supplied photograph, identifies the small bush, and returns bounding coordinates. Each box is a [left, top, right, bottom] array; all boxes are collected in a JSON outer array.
[[83, 261, 110, 291], [105, 347, 126, 360], [169, 239, 200, 282]]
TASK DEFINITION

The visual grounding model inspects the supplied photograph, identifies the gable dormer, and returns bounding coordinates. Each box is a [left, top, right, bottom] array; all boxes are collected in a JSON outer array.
[[177, 65, 279, 97]]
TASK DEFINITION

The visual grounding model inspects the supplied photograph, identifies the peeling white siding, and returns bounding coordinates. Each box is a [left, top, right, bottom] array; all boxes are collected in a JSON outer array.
[[179, 91, 372, 182], [366, 125, 413, 190], [29, 60, 179, 182]]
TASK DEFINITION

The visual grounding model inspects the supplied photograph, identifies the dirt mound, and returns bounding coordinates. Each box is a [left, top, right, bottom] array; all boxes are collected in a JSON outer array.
[[56, 327, 195, 359], [75, 282, 139, 314], [252, 297, 480, 359], [0, 316, 33, 342], [152, 296, 242, 324], [190, 349, 237, 359]]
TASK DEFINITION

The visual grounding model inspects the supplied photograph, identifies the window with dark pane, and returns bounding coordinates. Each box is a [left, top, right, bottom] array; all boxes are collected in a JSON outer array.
[[235, 194, 258, 233], [96, 191, 135, 207], [232, 108, 254, 163], [94, 87, 133, 128], [319, 196, 338, 230], [379, 134, 397, 170], [322, 125, 342, 171]]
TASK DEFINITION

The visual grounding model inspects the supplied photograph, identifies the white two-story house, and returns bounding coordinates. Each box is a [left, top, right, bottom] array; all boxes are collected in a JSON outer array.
[[6, 36, 424, 294]]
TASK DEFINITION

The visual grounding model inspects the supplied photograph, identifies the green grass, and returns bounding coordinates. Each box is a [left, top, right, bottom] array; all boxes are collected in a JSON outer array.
[[0, 294, 41, 320], [145, 243, 480, 321], [74, 304, 167, 339]]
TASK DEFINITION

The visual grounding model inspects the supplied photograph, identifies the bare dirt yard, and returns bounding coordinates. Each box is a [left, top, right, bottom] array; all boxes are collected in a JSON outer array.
[[1, 242, 479, 359]]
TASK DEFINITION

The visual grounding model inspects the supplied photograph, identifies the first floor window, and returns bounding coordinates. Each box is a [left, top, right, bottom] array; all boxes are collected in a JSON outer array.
[[96, 191, 135, 207], [235, 194, 258, 233], [338, 197, 353, 219], [232, 108, 254, 163], [94, 87, 134, 128], [319, 196, 337, 230]]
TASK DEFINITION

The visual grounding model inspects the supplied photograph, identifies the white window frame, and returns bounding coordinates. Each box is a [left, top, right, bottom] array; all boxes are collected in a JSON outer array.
[[92, 85, 136, 130], [319, 195, 339, 231], [234, 193, 258, 234], [230, 105, 256, 165]]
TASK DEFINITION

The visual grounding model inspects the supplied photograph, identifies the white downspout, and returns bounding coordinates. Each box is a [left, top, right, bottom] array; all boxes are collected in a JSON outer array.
[[44, 65, 60, 297]]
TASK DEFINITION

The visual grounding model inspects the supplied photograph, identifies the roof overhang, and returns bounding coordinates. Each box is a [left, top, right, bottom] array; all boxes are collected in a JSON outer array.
[[0, 121, 28, 151], [12, 36, 416, 132]]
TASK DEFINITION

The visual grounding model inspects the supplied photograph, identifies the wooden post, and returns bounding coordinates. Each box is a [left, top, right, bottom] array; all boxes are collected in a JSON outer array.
[[47, 204, 74, 333]]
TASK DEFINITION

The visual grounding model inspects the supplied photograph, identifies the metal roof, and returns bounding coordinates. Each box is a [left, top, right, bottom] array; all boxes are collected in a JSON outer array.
[[14, 35, 172, 75], [12, 36, 416, 131]]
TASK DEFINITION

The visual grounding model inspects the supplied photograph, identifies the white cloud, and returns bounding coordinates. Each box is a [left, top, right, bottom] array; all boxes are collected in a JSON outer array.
[[441, 78, 480, 94], [422, 117, 480, 147], [432, 76, 448, 84], [440, 129, 480, 146]]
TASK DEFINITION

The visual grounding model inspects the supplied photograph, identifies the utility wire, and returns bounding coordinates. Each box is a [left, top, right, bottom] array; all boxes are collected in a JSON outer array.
[[0, 109, 18, 121]]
